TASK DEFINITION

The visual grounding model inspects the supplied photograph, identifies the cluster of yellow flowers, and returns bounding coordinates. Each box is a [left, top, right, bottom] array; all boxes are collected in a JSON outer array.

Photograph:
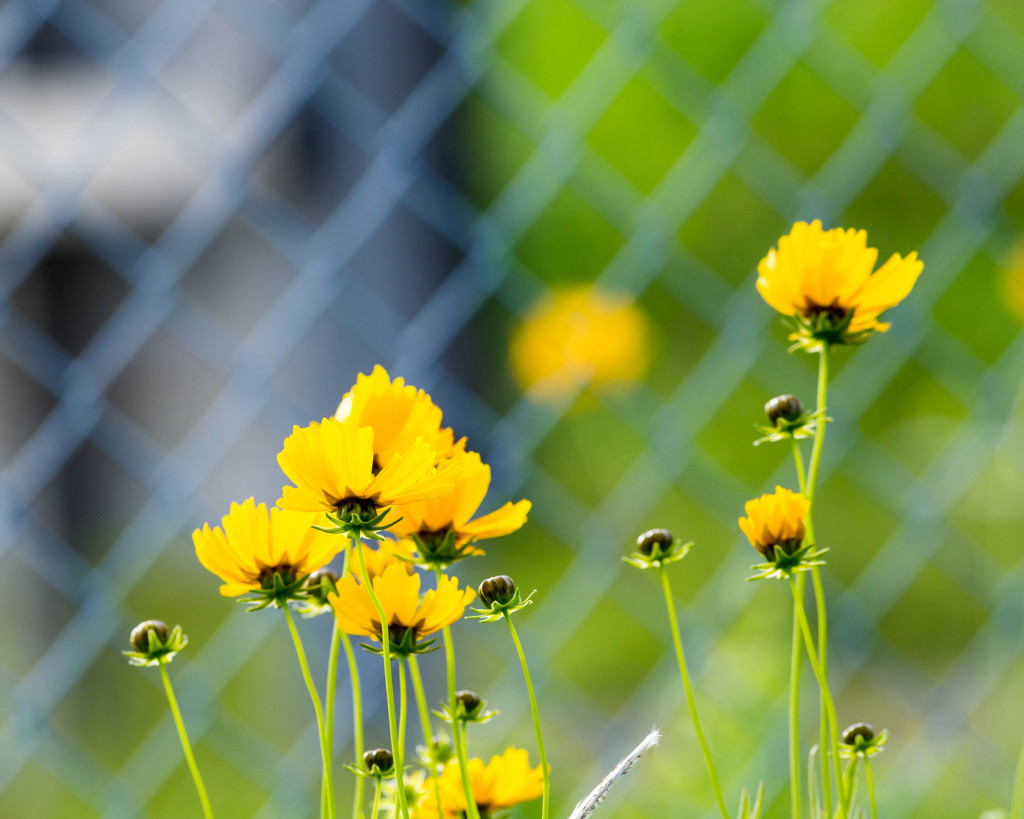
[[152, 365, 541, 819], [129, 219, 946, 819]]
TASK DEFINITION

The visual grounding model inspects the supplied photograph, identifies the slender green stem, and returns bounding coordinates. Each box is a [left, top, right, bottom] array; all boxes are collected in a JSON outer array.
[[790, 581, 846, 819], [340, 630, 364, 819], [323, 622, 341, 819], [659, 568, 730, 819], [409, 656, 445, 819], [370, 778, 382, 819], [333, 547, 366, 819], [353, 536, 409, 819], [805, 347, 833, 811], [1012, 732, 1024, 819], [436, 567, 481, 819], [158, 663, 214, 819], [398, 658, 408, 766], [503, 612, 551, 819], [789, 574, 805, 819], [284, 605, 336, 819], [841, 759, 857, 817], [864, 759, 878, 819]]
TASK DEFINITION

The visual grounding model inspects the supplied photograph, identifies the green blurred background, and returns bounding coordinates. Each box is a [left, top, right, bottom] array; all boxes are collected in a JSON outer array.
[[2, 0, 1024, 816]]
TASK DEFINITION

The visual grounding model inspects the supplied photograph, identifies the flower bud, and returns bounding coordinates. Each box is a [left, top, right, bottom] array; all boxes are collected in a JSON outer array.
[[478, 575, 516, 607], [363, 748, 394, 774], [130, 620, 169, 653], [841, 722, 875, 745], [636, 528, 674, 557], [456, 690, 482, 715], [765, 394, 803, 425]]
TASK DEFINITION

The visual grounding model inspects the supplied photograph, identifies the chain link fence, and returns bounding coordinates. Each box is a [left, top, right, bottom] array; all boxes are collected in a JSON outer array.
[[2, 0, 1024, 816]]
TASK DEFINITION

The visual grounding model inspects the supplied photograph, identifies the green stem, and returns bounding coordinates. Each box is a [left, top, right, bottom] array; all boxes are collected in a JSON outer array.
[[158, 663, 214, 819], [1012, 732, 1024, 819], [335, 548, 366, 819], [805, 347, 833, 811], [790, 580, 846, 819], [284, 605, 336, 819], [323, 622, 341, 819], [409, 656, 445, 819], [789, 574, 804, 819], [864, 759, 878, 819], [842, 759, 857, 816], [340, 631, 364, 819], [503, 612, 551, 819], [436, 567, 482, 819], [659, 567, 730, 819], [398, 659, 408, 769], [370, 777, 382, 819], [353, 536, 409, 819]]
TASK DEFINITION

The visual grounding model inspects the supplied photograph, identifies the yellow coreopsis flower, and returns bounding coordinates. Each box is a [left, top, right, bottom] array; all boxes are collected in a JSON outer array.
[[328, 563, 474, 654], [417, 748, 543, 819], [738, 486, 810, 560], [276, 416, 457, 520], [390, 449, 531, 566], [193, 498, 341, 597], [335, 365, 463, 465], [510, 285, 650, 402], [757, 220, 923, 349]]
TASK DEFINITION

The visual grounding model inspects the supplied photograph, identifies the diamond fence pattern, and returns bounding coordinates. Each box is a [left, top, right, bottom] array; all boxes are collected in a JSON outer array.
[[2, 0, 1024, 816]]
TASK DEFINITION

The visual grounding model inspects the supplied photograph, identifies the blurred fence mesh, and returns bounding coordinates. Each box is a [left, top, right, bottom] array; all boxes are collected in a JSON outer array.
[[3, 0, 1024, 816]]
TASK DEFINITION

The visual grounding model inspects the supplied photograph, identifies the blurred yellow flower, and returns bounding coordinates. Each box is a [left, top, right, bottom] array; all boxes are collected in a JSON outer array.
[[757, 220, 923, 348], [510, 285, 650, 401], [1001, 240, 1024, 322], [276, 416, 457, 516], [738, 486, 809, 559], [359, 538, 416, 579], [417, 748, 543, 819], [335, 365, 463, 465], [390, 449, 531, 565], [328, 563, 474, 648], [193, 498, 341, 597]]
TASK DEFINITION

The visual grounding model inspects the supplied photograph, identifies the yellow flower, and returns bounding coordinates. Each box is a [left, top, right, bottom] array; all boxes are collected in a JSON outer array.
[[193, 498, 341, 597], [757, 220, 923, 347], [417, 748, 543, 818], [510, 285, 650, 402], [276, 416, 457, 517], [328, 563, 474, 648], [335, 365, 463, 466], [738, 486, 810, 559], [359, 538, 416, 579], [390, 449, 531, 565]]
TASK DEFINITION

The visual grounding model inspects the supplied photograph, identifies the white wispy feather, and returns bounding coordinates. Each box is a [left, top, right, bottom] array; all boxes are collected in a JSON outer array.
[[567, 727, 660, 819]]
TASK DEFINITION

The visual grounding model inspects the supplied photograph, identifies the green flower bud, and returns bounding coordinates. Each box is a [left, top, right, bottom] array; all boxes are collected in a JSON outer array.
[[636, 528, 674, 557], [456, 690, 482, 716], [765, 394, 803, 425], [130, 620, 169, 653], [841, 722, 875, 745], [478, 575, 516, 607], [363, 748, 395, 775]]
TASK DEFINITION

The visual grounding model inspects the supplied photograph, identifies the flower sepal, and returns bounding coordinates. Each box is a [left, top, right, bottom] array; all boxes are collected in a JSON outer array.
[[345, 749, 396, 779], [786, 309, 873, 354], [359, 625, 439, 658], [237, 569, 309, 611], [313, 500, 398, 541], [747, 543, 828, 581], [839, 723, 888, 759], [123, 621, 189, 667], [623, 529, 692, 570], [470, 575, 535, 622], [294, 568, 339, 618], [754, 407, 829, 446], [433, 690, 498, 725], [416, 735, 454, 769], [406, 528, 480, 570]]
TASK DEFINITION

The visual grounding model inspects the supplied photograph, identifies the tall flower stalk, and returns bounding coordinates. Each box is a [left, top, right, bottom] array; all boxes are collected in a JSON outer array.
[[353, 534, 410, 819], [408, 655, 445, 818], [159, 662, 215, 819], [284, 605, 336, 819]]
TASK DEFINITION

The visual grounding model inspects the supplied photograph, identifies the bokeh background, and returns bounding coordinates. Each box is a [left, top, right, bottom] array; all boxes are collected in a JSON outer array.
[[2, 0, 1024, 816]]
